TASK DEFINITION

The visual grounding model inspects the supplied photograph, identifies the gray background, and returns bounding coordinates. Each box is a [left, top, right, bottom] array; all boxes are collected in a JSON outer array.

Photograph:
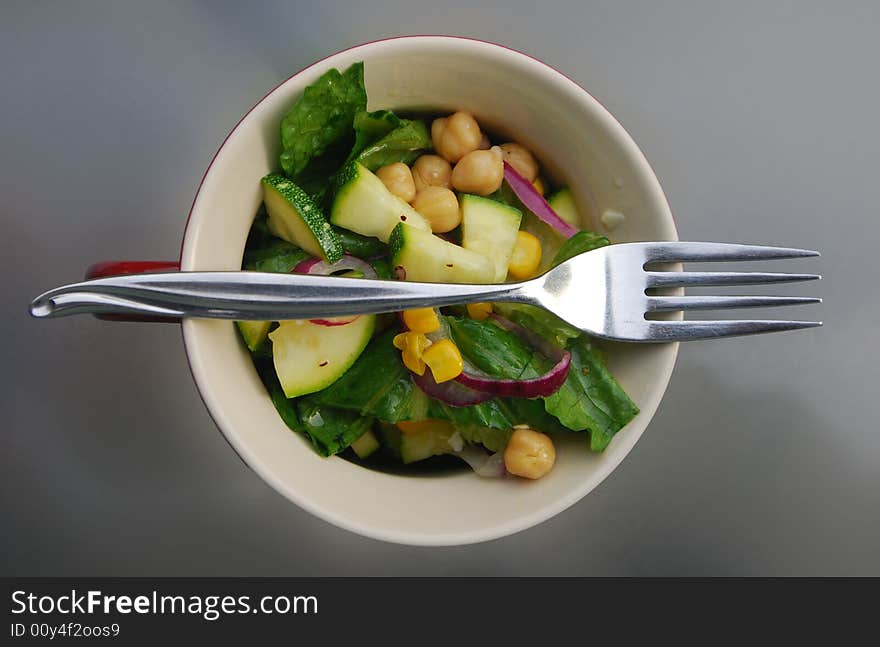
[[2, 0, 877, 576]]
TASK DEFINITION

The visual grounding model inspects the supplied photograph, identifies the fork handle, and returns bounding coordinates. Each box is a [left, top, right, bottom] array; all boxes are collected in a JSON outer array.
[[29, 271, 534, 320]]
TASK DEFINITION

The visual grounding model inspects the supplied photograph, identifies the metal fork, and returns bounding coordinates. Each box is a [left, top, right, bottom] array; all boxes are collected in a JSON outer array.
[[29, 242, 821, 342]]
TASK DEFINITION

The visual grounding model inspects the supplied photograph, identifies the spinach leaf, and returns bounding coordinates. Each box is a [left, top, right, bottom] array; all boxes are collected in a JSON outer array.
[[544, 337, 639, 451], [291, 138, 353, 207], [354, 119, 432, 171], [279, 62, 366, 177], [455, 425, 512, 452], [446, 316, 549, 380], [348, 110, 403, 160], [244, 238, 310, 273], [552, 230, 611, 265], [254, 356, 304, 434], [493, 303, 581, 348], [297, 399, 374, 457]]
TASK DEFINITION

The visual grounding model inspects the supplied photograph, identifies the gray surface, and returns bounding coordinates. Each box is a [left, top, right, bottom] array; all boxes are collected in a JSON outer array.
[[2, 0, 877, 576]]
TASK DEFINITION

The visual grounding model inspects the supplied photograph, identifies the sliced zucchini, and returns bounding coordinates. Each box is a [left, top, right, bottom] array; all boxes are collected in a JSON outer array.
[[350, 429, 381, 459], [269, 315, 375, 398], [547, 187, 580, 227], [460, 194, 522, 281], [330, 162, 430, 241], [389, 222, 495, 284], [236, 320, 272, 352], [399, 421, 456, 464], [262, 173, 343, 263]]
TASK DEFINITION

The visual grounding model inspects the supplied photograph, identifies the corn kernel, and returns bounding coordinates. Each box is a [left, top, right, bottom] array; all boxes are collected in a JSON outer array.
[[422, 339, 464, 383], [507, 231, 542, 279], [394, 331, 432, 375], [532, 177, 546, 195], [402, 307, 441, 333], [392, 332, 409, 350], [466, 302, 493, 320]]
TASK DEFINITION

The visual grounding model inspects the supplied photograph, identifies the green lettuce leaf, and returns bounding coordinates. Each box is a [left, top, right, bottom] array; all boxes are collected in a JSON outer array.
[[354, 119, 432, 171], [279, 62, 366, 177], [492, 303, 581, 348], [446, 316, 549, 379], [297, 399, 374, 457], [552, 230, 611, 265], [254, 356, 303, 431], [348, 109, 403, 160], [544, 337, 639, 451]]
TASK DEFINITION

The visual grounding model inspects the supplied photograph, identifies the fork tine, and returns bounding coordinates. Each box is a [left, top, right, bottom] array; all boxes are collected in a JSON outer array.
[[647, 295, 822, 311], [644, 319, 823, 341], [647, 271, 821, 288], [638, 241, 820, 262]]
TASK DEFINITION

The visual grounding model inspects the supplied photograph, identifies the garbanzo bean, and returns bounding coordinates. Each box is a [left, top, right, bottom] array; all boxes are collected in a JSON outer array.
[[376, 162, 416, 202], [499, 142, 539, 182], [411, 154, 452, 192], [504, 427, 556, 479], [432, 111, 482, 163], [412, 186, 461, 233], [450, 146, 504, 195]]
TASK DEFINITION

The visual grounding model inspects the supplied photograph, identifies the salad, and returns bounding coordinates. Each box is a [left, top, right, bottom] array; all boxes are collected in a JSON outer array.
[[237, 62, 638, 480]]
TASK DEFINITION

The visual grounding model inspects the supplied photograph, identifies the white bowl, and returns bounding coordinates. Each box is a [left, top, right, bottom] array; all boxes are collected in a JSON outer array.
[[179, 36, 678, 545]]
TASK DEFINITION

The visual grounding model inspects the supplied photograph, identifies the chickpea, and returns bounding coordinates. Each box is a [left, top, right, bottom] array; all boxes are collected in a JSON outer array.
[[478, 133, 491, 150], [499, 142, 539, 183], [450, 146, 504, 195], [504, 427, 556, 480], [411, 154, 452, 192], [376, 162, 416, 203], [412, 187, 461, 233], [432, 111, 483, 163]]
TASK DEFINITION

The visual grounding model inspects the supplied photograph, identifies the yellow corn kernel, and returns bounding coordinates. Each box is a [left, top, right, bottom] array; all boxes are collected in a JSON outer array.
[[466, 302, 493, 320], [397, 419, 455, 435], [394, 331, 432, 375], [392, 332, 409, 350], [422, 339, 464, 383], [507, 231, 542, 279], [532, 177, 546, 195], [402, 307, 440, 333]]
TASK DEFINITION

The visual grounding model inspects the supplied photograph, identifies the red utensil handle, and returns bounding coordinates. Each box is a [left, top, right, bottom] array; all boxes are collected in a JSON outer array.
[[85, 260, 182, 322]]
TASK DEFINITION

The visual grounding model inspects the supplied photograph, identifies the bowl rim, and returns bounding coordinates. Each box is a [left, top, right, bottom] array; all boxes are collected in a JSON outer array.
[[179, 35, 679, 545]]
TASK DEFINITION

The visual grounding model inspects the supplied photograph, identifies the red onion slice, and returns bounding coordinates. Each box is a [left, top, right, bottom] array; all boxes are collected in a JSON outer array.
[[293, 254, 378, 279], [454, 351, 571, 398], [449, 314, 571, 398], [503, 161, 578, 239], [411, 371, 493, 407], [293, 254, 377, 326], [309, 315, 361, 326]]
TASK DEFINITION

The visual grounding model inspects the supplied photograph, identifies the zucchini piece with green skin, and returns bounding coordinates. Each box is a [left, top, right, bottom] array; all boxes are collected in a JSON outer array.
[[546, 187, 580, 227], [389, 222, 495, 284], [237, 320, 272, 352], [330, 162, 430, 242], [262, 173, 344, 263], [350, 428, 381, 458], [400, 425, 455, 463], [460, 194, 522, 282], [269, 315, 375, 398]]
